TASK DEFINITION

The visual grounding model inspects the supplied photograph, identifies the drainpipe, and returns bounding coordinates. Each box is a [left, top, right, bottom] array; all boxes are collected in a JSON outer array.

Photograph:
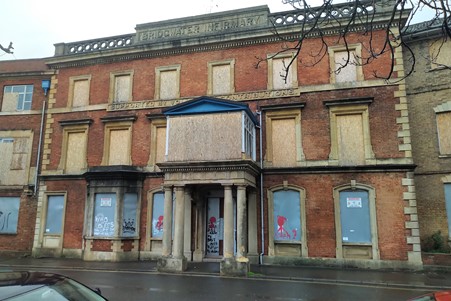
[[257, 110, 265, 265], [34, 80, 49, 196]]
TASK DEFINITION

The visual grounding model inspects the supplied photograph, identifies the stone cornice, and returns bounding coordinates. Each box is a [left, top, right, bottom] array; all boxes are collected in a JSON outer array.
[[158, 160, 261, 176]]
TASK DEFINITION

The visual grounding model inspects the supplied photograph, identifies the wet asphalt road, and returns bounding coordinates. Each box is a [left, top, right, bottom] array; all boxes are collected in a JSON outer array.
[[40, 268, 434, 301]]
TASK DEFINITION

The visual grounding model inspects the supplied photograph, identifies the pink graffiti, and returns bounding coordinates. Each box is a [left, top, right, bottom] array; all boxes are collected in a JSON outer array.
[[156, 215, 163, 231], [277, 215, 291, 239]]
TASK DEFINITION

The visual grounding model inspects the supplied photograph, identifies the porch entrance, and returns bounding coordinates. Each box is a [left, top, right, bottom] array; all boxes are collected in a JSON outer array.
[[205, 196, 236, 258]]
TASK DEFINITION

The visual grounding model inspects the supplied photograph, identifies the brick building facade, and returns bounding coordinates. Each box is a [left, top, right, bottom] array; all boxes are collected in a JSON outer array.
[[0, 59, 54, 256], [0, 3, 426, 275], [403, 20, 451, 253]]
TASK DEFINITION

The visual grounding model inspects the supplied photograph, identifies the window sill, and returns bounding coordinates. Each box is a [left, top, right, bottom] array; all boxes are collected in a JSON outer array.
[[274, 240, 301, 244]]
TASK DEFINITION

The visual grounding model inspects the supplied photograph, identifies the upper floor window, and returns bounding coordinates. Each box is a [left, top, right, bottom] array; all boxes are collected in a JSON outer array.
[[155, 65, 181, 100], [0, 131, 32, 186], [434, 101, 451, 156], [265, 108, 304, 167], [68, 75, 91, 107], [2, 85, 33, 112], [242, 112, 256, 160], [58, 120, 91, 174], [147, 118, 167, 171], [267, 53, 298, 90], [101, 117, 135, 166], [326, 102, 375, 166], [329, 44, 363, 84], [430, 39, 451, 69], [208, 59, 235, 95], [109, 71, 133, 103]]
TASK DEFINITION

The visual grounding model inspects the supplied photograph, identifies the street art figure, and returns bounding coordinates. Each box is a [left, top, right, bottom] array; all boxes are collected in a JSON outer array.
[[208, 216, 217, 232], [276, 215, 291, 239], [156, 215, 163, 231]]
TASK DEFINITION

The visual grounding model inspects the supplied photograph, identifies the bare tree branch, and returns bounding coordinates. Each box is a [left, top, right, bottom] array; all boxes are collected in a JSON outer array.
[[257, 0, 451, 82], [0, 42, 14, 54]]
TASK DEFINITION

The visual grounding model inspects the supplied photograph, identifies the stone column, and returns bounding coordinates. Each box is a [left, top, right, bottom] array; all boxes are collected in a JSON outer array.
[[236, 185, 247, 259], [193, 199, 204, 262], [183, 188, 192, 261], [223, 185, 234, 259], [247, 190, 259, 264], [173, 186, 185, 259], [161, 186, 173, 257], [158, 185, 187, 272]]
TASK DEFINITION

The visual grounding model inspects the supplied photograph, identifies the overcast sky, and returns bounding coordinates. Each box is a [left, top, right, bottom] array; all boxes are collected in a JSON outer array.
[[0, 0, 434, 61]]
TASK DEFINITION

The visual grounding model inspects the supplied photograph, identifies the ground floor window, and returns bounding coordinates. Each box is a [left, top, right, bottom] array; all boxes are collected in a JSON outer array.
[[45, 195, 65, 235], [151, 192, 164, 238], [0, 197, 20, 234], [268, 185, 307, 257], [273, 189, 301, 242], [93, 192, 138, 237], [445, 184, 451, 238], [334, 184, 379, 260]]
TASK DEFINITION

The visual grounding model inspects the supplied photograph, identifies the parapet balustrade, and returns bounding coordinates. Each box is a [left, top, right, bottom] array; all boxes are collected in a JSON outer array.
[[57, 34, 135, 56], [270, 1, 376, 26]]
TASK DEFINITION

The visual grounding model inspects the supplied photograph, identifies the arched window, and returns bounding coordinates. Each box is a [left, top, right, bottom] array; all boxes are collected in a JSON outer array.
[[334, 184, 379, 260], [268, 185, 307, 257]]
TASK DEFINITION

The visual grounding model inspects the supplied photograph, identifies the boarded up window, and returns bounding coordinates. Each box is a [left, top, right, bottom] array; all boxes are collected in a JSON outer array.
[[0, 135, 30, 185], [430, 39, 451, 68], [437, 112, 451, 155], [273, 57, 293, 90], [212, 64, 231, 95], [337, 114, 365, 165], [114, 75, 130, 103], [159, 70, 178, 100], [10, 138, 28, 170], [72, 79, 89, 107], [272, 118, 296, 166], [108, 129, 130, 165], [334, 51, 357, 83], [65, 132, 86, 173], [155, 126, 166, 164], [2, 85, 33, 111], [0, 138, 14, 184]]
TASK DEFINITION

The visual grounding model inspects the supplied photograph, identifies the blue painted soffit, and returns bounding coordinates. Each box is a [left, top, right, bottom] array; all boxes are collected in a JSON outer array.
[[163, 96, 258, 125]]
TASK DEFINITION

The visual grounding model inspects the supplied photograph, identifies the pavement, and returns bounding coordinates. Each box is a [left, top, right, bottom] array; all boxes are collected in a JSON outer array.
[[0, 257, 450, 291]]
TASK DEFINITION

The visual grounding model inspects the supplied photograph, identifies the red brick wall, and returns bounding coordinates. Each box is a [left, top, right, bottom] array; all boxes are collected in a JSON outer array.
[[45, 180, 87, 249], [0, 192, 37, 254], [264, 172, 408, 260]]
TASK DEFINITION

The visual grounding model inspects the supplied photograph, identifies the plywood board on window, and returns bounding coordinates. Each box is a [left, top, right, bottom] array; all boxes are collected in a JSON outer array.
[[73, 80, 89, 107], [272, 58, 293, 90], [155, 126, 166, 164], [437, 112, 451, 155], [167, 112, 242, 161], [1, 93, 18, 112], [334, 51, 357, 83], [160, 70, 177, 100], [337, 114, 365, 165], [212, 64, 231, 95], [66, 132, 86, 173], [114, 75, 130, 102], [272, 118, 296, 167], [109, 129, 130, 165]]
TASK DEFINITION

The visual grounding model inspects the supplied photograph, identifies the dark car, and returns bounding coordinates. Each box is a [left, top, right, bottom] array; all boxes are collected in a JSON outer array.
[[0, 271, 107, 300]]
